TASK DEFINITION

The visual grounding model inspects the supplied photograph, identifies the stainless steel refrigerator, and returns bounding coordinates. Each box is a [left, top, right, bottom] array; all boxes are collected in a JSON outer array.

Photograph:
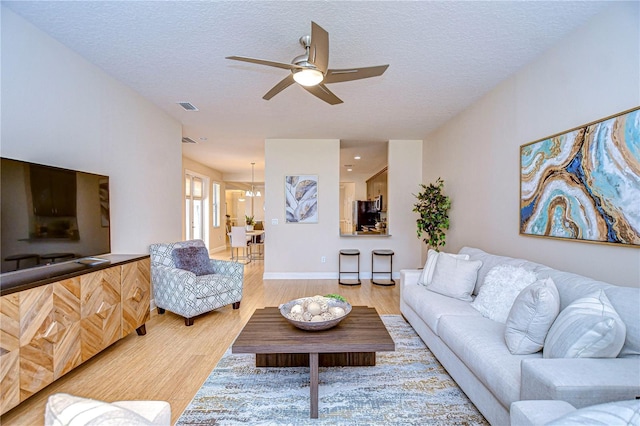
[[353, 200, 379, 231]]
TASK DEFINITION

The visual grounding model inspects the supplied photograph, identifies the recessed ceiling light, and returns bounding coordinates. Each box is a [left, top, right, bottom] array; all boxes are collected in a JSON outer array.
[[347, 168, 353, 172], [354, 156, 361, 160]]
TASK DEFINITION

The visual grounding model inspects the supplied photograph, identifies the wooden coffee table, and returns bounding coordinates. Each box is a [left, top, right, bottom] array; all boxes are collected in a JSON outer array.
[[232, 306, 395, 418]]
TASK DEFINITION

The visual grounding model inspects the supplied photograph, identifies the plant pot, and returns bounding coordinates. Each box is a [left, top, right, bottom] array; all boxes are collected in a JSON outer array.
[[246, 225, 254, 231]]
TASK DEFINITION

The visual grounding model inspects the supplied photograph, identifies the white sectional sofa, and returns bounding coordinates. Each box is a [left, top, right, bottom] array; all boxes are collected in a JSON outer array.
[[400, 246, 640, 425]]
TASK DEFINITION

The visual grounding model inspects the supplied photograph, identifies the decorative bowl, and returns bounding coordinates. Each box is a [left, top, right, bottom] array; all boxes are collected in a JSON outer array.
[[279, 296, 352, 331]]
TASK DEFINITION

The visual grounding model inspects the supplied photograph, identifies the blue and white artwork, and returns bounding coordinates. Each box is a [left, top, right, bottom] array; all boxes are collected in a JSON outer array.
[[285, 175, 318, 223], [520, 108, 640, 246]]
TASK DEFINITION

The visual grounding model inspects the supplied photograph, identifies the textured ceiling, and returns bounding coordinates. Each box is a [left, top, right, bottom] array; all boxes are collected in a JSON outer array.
[[4, 1, 610, 180]]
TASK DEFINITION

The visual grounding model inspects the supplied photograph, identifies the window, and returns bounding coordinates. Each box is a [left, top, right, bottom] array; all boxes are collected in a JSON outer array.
[[212, 182, 221, 227]]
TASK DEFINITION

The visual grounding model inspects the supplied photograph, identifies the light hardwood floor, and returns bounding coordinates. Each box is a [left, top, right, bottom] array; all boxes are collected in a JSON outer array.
[[1, 249, 401, 425]]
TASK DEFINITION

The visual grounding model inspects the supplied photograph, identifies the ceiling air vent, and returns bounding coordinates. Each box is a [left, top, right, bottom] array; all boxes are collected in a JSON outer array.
[[177, 102, 198, 111], [181, 137, 197, 144]]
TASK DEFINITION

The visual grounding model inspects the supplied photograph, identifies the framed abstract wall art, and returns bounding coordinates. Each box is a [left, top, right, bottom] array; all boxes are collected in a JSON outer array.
[[285, 175, 318, 223], [520, 107, 640, 247]]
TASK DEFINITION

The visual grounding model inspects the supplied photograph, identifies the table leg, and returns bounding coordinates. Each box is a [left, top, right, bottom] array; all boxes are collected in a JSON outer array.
[[310, 352, 319, 418]]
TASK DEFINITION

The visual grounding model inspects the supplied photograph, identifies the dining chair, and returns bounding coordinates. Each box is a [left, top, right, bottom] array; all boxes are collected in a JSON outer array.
[[230, 226, 251, 264]]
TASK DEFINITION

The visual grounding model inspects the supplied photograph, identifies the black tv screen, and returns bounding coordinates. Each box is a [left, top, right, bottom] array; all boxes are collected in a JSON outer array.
[[1, 157, 111, 274]]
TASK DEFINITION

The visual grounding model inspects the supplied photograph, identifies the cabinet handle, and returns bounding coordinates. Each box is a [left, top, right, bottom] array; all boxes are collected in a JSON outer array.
[[130, 287, 144, 303], [41, 321, 65, 344], [96, 301, 112, 319]]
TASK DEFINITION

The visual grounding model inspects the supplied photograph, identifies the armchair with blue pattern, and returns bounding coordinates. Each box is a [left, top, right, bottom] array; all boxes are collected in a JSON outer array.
[[149, 239, 243, 326]]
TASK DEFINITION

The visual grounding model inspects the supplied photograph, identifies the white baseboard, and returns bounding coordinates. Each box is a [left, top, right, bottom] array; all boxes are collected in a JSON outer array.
[[209, 245, 227, 254], [263, 272, 338, 280], [262, 272, 400, 280]]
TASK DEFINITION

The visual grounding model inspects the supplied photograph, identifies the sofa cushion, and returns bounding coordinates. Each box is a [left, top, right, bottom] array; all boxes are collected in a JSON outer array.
[[505, 278, 560, 354], [604, 285, 640, 358], [45, 393, 159, 426], [172, 246, 215, 276], [403, 283, 482, 335], [543, 290, 626, 359], [521, 358, 640, 408], [547, 399, 640, 425], [418, 249, 469, 287], [438, 315, 541, 408], [426, 255, 482, 302], [471, 265, 538, 323], [510, 400, 576, 426]]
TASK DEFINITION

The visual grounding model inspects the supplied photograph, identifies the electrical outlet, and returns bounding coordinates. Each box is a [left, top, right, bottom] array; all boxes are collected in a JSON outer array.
[[321, 256, 326, 263], [272, 218, 278, 225]]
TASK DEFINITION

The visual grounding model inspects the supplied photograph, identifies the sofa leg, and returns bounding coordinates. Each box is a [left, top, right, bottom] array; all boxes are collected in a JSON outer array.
[[185, 317, 194, 326], [233, 301, 241, 309], [157, 307, 165, 314]]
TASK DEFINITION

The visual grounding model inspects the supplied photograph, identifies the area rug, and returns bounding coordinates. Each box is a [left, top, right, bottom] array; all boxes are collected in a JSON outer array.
[[176, 315, 487, 425]]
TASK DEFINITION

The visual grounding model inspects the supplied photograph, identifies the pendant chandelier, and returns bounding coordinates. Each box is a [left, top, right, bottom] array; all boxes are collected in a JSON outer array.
[[245, 162, 262, 198]]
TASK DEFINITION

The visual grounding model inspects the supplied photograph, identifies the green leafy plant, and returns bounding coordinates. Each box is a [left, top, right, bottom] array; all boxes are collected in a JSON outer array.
[[413, 178, 451, 251], [245, 215, 255, 226], [325, 294, 347, 302]]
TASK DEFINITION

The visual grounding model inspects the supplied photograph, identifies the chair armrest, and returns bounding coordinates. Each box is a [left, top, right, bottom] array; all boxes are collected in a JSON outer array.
[[521, 358, 640, 408], [151, 264, 197, 294], [209, 259, 244, 279]]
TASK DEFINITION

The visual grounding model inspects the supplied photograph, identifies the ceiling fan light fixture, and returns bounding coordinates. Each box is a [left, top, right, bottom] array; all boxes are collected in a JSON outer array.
[[293, 68, 324, 86]]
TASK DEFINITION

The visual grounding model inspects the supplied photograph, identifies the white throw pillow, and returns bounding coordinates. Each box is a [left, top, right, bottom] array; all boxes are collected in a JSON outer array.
[[45, 393, 154, 426], [418, 249, 470, 287], [543, 290, 626, 359], [504, 278, 560, 354], [547, 399, 640, 425], [471, 264, 538, 323], [425, 254, 482, 302]]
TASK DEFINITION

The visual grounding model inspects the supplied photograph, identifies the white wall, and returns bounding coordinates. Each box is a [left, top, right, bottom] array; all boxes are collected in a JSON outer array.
[[423, 2, 640, 287], [1, 7, 183, 254], [264, 138, 422, 279]]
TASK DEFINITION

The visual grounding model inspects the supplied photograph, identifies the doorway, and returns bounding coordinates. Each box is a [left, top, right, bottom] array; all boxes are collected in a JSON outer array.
[[185, 171, 209, 245]]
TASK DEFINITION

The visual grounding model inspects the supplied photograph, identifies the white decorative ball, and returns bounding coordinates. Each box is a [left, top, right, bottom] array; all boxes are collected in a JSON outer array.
[[310, 315, 324, 322], [329, 306, 346, 318], [307, 302, 322, 316], [290, 304, 304, 315]]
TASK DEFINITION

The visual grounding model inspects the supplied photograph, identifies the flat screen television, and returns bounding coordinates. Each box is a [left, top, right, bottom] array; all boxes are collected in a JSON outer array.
[[1, 157, 111, 275]]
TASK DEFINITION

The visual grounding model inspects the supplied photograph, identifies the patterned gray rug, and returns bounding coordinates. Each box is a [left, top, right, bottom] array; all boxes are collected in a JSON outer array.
[[176, 315, 487, 425]]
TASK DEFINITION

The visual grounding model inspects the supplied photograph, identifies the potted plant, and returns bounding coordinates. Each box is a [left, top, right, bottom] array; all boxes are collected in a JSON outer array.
[[413, 178, 451, 251], [245, 215, 255, 231]]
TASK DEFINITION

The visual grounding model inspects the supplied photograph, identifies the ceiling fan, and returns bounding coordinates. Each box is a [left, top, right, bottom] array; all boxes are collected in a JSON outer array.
[[226, 22, 389, 105]]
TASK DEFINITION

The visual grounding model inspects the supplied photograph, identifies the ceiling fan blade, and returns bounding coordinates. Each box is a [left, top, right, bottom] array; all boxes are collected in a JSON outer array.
[[302, 84, 343, 105], [309, 22, 329, 73], [226, 56, 300, 71], [263, 74, 295, 100], [323, 65, 389, 84]]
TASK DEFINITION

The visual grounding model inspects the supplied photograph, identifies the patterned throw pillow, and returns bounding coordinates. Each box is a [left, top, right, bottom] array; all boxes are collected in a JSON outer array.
[[172, 246, 215, 276], [504, 278, 560, 354], [543, 290, 626, 358]]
